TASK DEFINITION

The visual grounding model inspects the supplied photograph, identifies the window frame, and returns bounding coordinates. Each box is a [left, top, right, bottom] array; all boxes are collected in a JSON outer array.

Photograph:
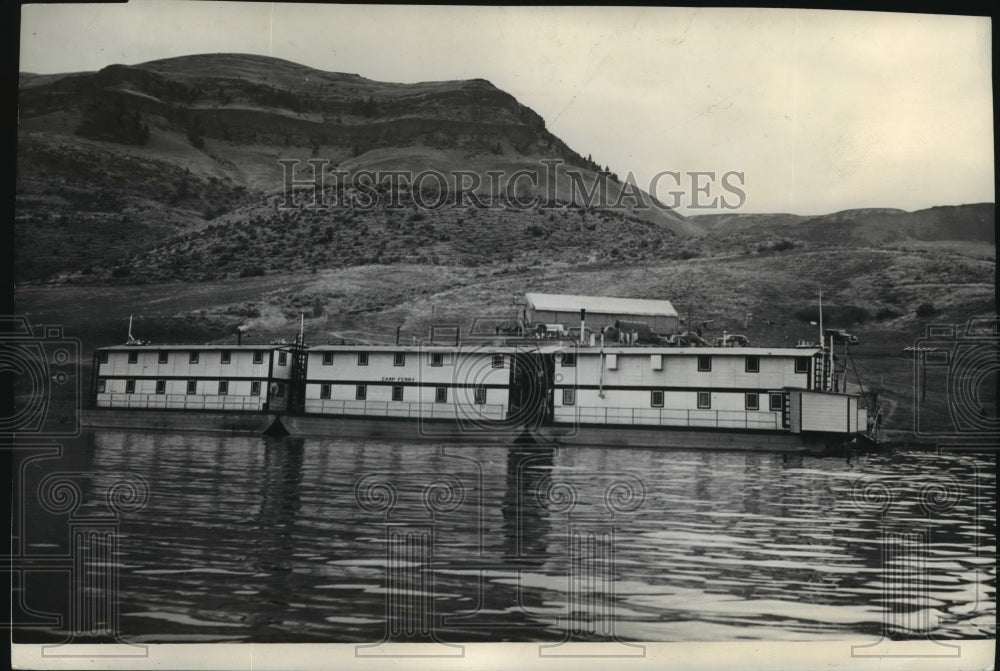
[[125, 379, 136, 394], [651, 390, 664, 408], [492, 354, 504, 368], [430, 352, 444, 367], [745, 355, 760, 373], [320, 383, 331, 399], [770, 392, 784, 411], [697, 391, 711, 409], [158, 351, 169, 364], [98, 351, 109, 364], [189, 351, 200, 364], [322, 352, 334, 365], [697, 355, 712, 372], [795, 356, 810, 374], [155, 380, 166, 395], [562, 388, 576, 406], [128, 351, 138, 364], [392, 385, 404, 402], [355, 384, 367, 401], [253, 350, 264, 364], [357, 352, 369, 366], [221, 350, 232, 365], [435, 386, 448, 403], [745, 392, 759, 411], [561, 352, 577, 367], [251, 381, 262, 396], [97, 378, 106, 393], [474, 387, 487, 405], [278, 351, 288, 366], [394, 352, 406, 367], [218, 380, 229, 395], [186, 380, 197, 395]]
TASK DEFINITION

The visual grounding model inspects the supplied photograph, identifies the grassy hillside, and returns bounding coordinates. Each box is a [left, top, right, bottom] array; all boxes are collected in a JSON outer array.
[[17, 53, 693, 282]]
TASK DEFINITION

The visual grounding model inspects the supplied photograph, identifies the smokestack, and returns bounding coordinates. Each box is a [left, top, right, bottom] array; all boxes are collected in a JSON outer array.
[[580, 309, 586, 345], [396, 325, 401, 346], [237, 330, 242, 346]]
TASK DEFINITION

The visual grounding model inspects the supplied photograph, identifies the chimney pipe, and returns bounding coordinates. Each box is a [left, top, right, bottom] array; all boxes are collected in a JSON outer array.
[[396, 325, 401, 346], [237, 330, 242, 346], [580, 309, 586, 345]]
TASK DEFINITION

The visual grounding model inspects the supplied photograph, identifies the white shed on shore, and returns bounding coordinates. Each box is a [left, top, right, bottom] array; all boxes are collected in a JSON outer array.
[[523, 293, 679, 334]]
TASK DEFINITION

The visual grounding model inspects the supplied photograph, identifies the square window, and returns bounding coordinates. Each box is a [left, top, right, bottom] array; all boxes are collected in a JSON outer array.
[[158, 351, 168, 364], [97, 378, 106, 393], [430, 352, 444, 367], [251, 381, 261, 396], [189, 351, 200, 364], [698, 355, 712, 372], [746, 392, 759, 410], [795, 356, 810, 374], [358, 352, 369, 366], [356, 385, 367, 400], [697, 391, 711, 409], [128, 351, 138, 364], [745, 356, 759, 373], [187, 380, 197, 395], [561, 353, 576, 367], [98, 351, 109, 363], [392, 385, 403, 402], [253, 350, 264, 364], [218, 380, 229, 395], [278, 352, 287, 366], [562, 388, 575, 406], [155, 380, 166, 394], [394, 352, 405, 367], [492, 354, 504, 368], [125, 379, 135, 394], [770, 393, 784, 411], [474, 387, 487, 404], [221, 351, 231, 364], [320, 383, 331, 399], [651, 390, 664, 407], [322, 352, 334, 365], [435, 386, 448, 403]]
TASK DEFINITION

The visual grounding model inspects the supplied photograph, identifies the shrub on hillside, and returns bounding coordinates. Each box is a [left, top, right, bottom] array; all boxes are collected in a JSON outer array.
[[916, 302, 938, 318], [240, 265, 266, 278]]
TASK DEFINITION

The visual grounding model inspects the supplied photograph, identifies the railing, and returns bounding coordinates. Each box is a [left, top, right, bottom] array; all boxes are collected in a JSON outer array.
[[97, 393, 266, 412], [558, 406, 781, 430], [303, 399, 507, 421]]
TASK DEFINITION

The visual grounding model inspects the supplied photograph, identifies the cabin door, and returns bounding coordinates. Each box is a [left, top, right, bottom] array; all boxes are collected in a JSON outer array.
[[507, 351, 553, 427]]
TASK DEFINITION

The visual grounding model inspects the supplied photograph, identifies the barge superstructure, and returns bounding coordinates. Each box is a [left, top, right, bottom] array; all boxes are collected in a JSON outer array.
[[84, 294, 879, 452]]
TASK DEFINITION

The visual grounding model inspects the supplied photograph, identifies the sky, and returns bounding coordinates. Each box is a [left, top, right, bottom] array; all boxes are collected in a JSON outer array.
[[18, 2, 994, 215]]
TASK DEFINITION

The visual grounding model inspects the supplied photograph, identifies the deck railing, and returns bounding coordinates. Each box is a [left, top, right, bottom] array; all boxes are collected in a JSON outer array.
[[303, 399, 507, 421], [558, 406, 781, 430], [96, 393, 266, 412]]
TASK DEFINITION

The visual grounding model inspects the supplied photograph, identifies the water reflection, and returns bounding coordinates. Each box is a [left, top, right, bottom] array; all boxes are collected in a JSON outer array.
[[11, 431, 996, 644]]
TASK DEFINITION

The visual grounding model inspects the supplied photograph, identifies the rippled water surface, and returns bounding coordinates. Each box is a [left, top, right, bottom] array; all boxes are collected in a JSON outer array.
[[14, 430, 996, 643]]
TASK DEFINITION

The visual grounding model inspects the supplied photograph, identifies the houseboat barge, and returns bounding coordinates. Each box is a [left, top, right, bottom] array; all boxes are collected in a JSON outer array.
[[84, 294, 878, 453]]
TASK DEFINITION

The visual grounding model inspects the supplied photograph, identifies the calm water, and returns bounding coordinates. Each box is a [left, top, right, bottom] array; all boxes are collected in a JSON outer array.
[[12, 430, 996, 643]]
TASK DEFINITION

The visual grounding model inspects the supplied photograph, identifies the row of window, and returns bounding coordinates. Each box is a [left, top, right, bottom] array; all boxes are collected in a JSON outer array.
[[321, 352, 506, 368], [318, 384, 488, 404], [97, 379, 283, 396], [560, 389, 785, 411], [695, 355, 809, 374], [102, 350, 288, 366], [102, 351, 811, 374]]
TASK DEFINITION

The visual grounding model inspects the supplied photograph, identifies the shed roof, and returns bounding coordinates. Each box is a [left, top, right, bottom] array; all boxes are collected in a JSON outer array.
[[524, 293, 677, 318]]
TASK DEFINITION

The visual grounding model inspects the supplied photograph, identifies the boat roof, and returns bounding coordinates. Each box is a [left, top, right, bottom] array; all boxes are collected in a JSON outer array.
[[524, 292, 678, 318], [98, 343, 292, 351]]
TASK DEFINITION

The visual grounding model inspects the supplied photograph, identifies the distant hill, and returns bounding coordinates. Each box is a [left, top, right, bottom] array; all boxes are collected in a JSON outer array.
[[691, 204, 994, 246], [16, 53, 695, 281]]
